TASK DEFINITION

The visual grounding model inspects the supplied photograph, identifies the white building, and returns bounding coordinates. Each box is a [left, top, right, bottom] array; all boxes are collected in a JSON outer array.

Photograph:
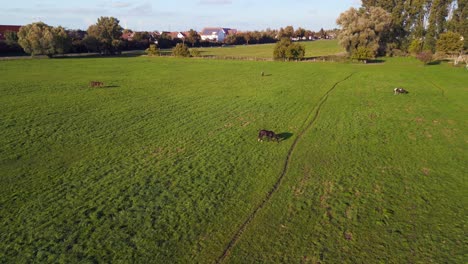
[[200, 27, 236, 42]]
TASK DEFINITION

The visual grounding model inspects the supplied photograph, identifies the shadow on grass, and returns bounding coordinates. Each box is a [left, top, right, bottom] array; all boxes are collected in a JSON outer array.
[[427, 60, 442, 65], [86, 85, 120, 89], [367, 59, 385, 64], [278, 132, 293, 141], [54, 51, 145, 59]]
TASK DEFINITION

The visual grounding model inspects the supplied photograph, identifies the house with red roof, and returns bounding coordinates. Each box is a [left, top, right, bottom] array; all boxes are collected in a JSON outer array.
[[169, 32, 186, 40], [0, 25, 21, 40]]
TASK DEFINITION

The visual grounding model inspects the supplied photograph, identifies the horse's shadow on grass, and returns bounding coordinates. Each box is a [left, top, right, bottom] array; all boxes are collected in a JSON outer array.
[[277, 132, 293, 141], [86, 85, 120, 89]]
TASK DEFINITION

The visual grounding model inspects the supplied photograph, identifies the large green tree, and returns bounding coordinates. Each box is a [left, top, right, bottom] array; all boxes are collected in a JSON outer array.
[[336, 7, 392, 57], [17, 22, 71, 57], [186, 29, 201, 47], [86, 17, 123, 55]]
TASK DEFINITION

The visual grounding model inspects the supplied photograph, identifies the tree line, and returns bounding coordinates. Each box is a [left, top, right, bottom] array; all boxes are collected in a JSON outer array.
[[1, 16, 338, 57]]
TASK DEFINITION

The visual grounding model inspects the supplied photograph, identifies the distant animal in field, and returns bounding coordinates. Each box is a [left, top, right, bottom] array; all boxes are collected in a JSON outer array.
[[394, 87, 408, 94], [89, 81, 104, 87], [258, 129, 280, 143]]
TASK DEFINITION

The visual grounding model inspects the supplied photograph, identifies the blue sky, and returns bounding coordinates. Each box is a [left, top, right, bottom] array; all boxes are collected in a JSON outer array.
[[1, 0, 361, 31]]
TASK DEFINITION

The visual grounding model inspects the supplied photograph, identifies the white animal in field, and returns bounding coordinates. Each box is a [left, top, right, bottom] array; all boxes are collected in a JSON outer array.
[[394, 87, 408, 95]]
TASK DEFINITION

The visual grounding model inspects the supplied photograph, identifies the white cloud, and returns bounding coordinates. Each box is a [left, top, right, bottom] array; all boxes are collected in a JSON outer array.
[[112, 1, 132, 8], [198, 0, 233, 5], [126, 2, 154, 16]]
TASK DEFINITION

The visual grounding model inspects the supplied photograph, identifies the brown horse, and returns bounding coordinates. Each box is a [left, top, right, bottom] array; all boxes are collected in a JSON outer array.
[[89, 81, 104, 87]]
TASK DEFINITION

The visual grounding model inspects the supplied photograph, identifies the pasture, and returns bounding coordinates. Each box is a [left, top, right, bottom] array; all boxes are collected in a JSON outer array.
[[0, 56, 466, 263], [162, 39, 344, 59]]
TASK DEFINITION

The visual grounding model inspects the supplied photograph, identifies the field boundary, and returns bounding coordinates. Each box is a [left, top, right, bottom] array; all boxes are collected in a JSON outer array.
[[216, 73, 355, 263]]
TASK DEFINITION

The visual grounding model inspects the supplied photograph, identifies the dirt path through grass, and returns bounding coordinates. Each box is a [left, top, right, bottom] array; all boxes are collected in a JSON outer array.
[[216, 73, 355, 263], [427, 80, 446, 97]]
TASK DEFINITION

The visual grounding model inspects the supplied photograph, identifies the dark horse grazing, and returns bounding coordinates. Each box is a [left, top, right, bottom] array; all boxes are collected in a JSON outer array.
[[258, 129, 280, 143], [394, 87, 409, 94], [89, 81, 104, 87]]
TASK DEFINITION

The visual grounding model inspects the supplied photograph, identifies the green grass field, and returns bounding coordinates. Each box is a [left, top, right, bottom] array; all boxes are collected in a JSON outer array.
[[0, 56, 466, 263], [162, 40, 344, 59]]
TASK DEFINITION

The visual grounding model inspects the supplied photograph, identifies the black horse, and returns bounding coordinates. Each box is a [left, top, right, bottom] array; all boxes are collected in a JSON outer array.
[[258, 129, 280, 143]]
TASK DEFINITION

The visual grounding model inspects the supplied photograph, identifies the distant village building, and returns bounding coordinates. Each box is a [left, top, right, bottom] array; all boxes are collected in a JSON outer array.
[[0, 25, 21, 40], [169, 32, 187, 40], [200, 27, 237, 42], [121, 32, 134, 41]]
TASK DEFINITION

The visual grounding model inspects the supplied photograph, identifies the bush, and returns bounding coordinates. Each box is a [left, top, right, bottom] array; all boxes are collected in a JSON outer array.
[[172, 43, 190, 57], [433, 51, 447, 61], [351, 46, 375, 62], [436, 31, 464, 56], [408, 39, 423, 55], [416, 50, 433, 65], [273, 38, 305, 61], [385, 43, 406, 57], [145, 44, 159, 56], [190, 48, 201, 57]]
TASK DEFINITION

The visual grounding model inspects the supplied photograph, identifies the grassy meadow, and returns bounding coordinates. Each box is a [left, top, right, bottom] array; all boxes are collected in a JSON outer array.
[[162, 39, 344, 59], [0, 55, 466, 263]]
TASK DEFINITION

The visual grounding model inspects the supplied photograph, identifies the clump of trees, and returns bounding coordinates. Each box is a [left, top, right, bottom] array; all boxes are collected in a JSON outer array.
[[121, 29, 152, 50], [83, 17, 123, 55], [17, 22, 71, 57], [273, 38, 306, 61], [224, 29, 277, 45], [337, 0, 467, 61], [222, 26, 331, 46]]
